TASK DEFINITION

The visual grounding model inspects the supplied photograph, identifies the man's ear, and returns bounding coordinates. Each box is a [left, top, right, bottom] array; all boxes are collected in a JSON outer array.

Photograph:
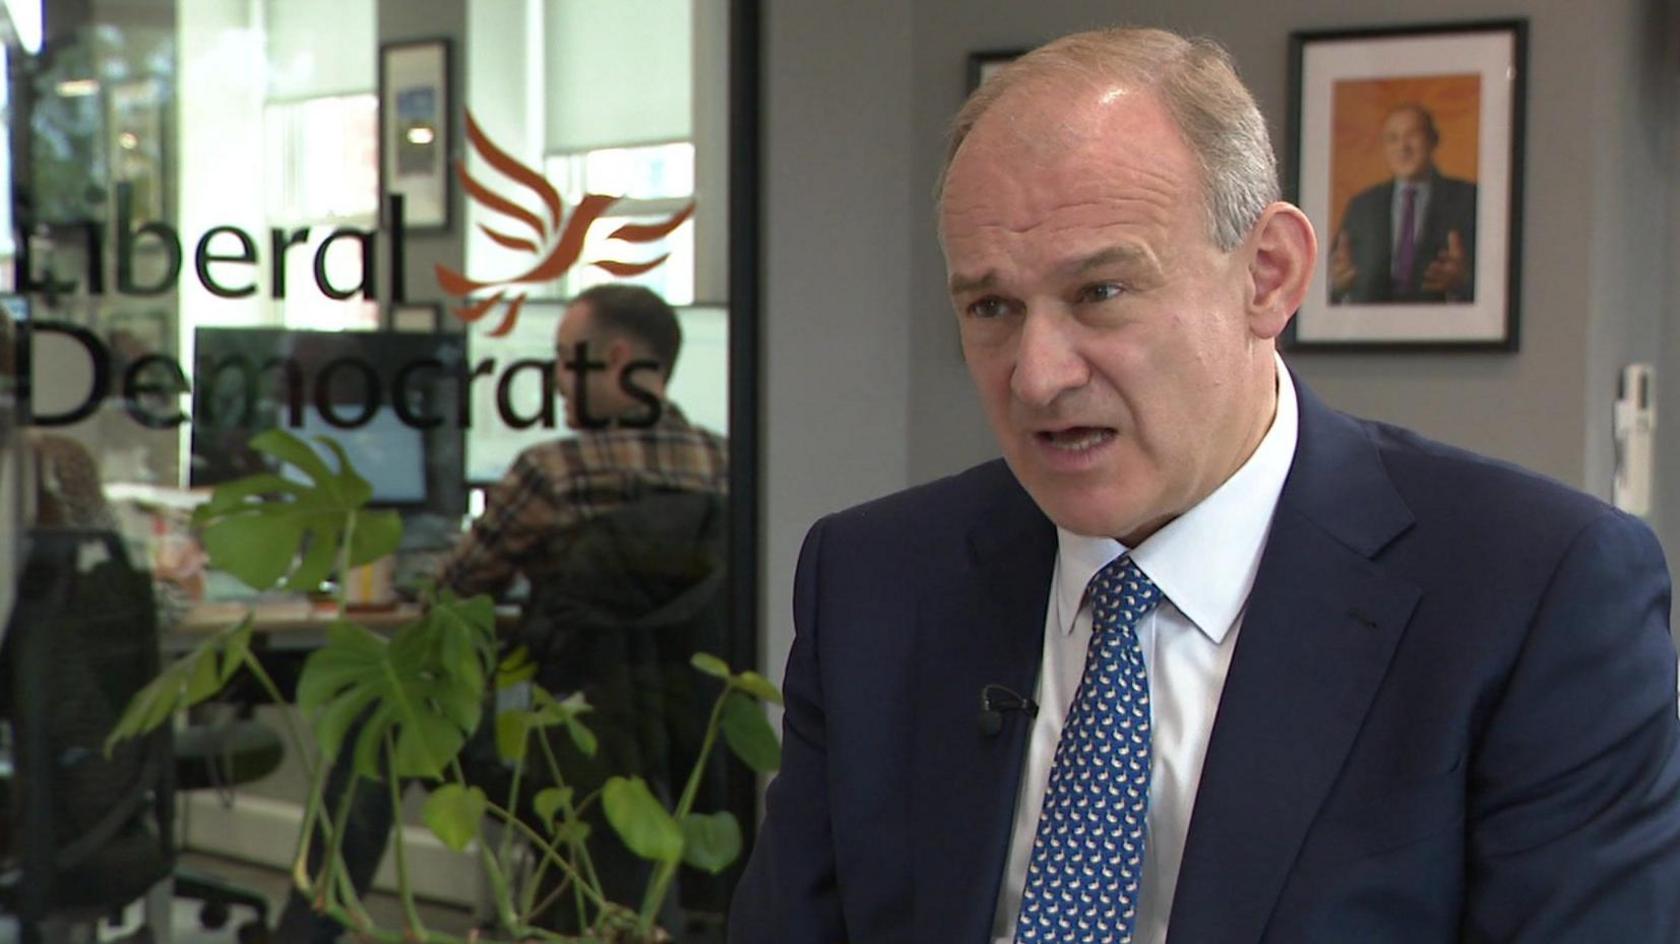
[[603, 335, 634, 368], [1244, 202, 1317, 340]]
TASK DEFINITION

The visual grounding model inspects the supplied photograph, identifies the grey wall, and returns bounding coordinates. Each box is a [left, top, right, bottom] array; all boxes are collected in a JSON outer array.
[[760, 1, 915, 672], [760, 0, 1680, 680]]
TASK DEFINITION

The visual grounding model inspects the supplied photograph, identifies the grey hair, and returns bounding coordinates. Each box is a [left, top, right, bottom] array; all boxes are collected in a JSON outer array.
[[938, 27, 1279, 251]]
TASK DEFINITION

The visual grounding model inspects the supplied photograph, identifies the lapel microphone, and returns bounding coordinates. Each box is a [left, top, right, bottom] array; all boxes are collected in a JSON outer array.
[[978, 683, 1039, 737]]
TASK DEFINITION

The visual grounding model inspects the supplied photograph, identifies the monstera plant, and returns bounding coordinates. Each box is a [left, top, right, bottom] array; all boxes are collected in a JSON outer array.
[[109, 428, 779, 944]]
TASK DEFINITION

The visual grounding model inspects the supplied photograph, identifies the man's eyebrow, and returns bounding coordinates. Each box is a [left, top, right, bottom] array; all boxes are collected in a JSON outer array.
[[1071, 244, 1152, 274], [948, 270, 998, 296]]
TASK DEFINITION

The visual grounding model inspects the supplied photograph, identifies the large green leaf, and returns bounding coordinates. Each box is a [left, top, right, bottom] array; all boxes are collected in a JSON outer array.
[[422, 783, 487, 852], [721, 693, 781, 773], [601, 776, 683, 864], [107, 619, 254, 754], [191, 428, 401, 593], [296, 592, 497, 781], [681, 811, 742, 874]]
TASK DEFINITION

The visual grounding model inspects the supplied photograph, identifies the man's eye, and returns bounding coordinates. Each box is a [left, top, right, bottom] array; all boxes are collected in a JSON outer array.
[[966, 297, 1012, 319], [1081, 282, 1125, 303]]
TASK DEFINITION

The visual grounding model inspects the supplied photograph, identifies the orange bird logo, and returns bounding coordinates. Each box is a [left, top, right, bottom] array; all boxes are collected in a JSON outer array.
[[435, 109, 695, 337]]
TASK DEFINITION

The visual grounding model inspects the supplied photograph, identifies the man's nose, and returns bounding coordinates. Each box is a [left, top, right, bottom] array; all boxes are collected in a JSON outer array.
[[1010, 309, 1088, 407]]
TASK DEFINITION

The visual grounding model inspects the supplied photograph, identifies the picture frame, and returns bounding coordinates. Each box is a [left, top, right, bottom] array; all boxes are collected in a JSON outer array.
[[388, 301, 442, 333], [108, 78, 167, 223], [1285, 20, 1526, 351], [379, 38, 453, 232], [967, 49, 1024, 93]]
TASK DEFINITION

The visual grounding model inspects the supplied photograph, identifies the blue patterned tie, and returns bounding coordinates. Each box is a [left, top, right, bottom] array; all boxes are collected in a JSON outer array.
[[1015, 556, 1162, 944]]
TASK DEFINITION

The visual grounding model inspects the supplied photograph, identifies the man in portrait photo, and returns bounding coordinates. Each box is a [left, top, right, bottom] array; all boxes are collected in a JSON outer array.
[[1330, 102, 1477, 304], [731, 25, 1680, 944]]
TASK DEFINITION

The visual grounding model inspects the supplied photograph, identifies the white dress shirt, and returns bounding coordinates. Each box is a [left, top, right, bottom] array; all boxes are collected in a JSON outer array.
[[991, 357, 1299, 944]]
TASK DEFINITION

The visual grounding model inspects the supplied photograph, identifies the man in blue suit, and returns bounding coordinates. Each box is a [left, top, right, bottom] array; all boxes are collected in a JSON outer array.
[[1330, 103, 1477, 304], [731, 26, 1680, 944]]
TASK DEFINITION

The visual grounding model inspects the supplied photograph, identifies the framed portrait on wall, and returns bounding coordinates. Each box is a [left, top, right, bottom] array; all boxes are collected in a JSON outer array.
[[967, 49, 1024, 92], [379, 38, 452, 232], [1285, 20, 1527, 351]]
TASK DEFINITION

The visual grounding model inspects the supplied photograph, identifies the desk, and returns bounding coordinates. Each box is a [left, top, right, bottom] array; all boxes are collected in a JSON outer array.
[[172, 599, 519, 653]]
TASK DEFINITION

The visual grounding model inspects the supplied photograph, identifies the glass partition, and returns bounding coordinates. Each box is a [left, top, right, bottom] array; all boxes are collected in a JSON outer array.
[[0, 1, 758, 941]]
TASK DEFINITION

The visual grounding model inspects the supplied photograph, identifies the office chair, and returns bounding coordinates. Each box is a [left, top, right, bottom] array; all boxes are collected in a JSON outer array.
[[171, 715, 283, 943], [513, 489, 732, 940], [0, 527, 175, 944]]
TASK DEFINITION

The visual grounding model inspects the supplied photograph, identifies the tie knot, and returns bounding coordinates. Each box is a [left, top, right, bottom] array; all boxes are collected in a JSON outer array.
[[1087, 556, 1162, 635]]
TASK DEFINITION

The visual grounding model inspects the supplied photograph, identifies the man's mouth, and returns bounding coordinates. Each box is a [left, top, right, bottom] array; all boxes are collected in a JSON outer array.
[[1037, 426, 1116, 451]]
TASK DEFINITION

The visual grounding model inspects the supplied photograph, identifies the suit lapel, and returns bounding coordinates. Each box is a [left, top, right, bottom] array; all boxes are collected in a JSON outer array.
[[1166, 382, 1421, 944], [909, 465, 1056, 942]]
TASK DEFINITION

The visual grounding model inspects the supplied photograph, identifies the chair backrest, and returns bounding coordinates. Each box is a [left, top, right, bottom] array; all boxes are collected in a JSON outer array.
[[511, 490, 734, 917], [0, 527, 174, 925]]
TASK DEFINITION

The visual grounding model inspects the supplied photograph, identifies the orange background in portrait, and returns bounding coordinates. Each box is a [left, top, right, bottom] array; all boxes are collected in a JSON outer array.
[[1328, 74, 1481, 237]]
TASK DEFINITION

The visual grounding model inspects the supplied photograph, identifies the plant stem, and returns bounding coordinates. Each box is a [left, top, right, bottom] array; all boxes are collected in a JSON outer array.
[[290, 755, 333, 894], [482, 797, 614, 914], [498, 737, 526, 866], [237, 644, 318, 782], [387, 734, 428, 939], [636, 686, 731, 932], [538, 728, 604, 894], [317, 765, 362, 902], [534, 722, 608, 920]]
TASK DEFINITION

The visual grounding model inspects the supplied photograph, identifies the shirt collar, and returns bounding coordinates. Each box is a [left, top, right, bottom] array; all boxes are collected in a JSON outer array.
[[1051, 355, 1300, 643]]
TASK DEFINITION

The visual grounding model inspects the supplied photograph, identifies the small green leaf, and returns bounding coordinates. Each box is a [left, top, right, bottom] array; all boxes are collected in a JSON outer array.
[[731, 670, 784, 705], [534, 786, 573, 828], [553, 820, 591, 845], [495, 711, 533, 762], [601, 776, 682, 864], [690, 653, 730, 680], [564, 714, 598, 758], [721, 693, 781, 773], [497, 646, 537, 687], [422, 783, 487, 852], [681, 811, 742, 874]]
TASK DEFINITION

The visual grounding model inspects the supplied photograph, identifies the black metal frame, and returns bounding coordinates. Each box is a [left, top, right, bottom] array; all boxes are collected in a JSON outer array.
[[725, 0, 763, 868], [377, 37, 455, 234]]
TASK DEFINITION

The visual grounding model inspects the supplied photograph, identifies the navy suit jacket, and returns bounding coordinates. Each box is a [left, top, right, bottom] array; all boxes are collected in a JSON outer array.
[[731, 380, 1680, 943], [1334, 171, 1477, 304]]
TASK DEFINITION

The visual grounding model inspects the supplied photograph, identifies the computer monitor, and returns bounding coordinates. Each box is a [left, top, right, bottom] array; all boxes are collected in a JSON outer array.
[[281, 403, 428, 504], [189, 326, 466, 519]]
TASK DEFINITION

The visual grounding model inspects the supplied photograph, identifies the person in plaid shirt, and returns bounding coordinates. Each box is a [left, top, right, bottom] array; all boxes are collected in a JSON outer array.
[[437, 283, 729, 600]]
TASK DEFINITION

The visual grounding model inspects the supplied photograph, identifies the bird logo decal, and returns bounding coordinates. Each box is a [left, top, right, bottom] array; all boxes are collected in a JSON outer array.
[[434, 110, 695, 336]]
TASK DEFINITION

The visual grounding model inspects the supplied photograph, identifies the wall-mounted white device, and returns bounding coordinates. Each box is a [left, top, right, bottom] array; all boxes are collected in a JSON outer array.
[[1613, 363, 1655, 517]]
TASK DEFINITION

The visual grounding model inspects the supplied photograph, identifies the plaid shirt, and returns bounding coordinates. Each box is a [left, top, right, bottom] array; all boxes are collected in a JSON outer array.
[[438, 404, 728, 599]]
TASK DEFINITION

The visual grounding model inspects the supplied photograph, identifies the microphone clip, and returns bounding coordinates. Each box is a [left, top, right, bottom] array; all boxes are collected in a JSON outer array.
[[978, 683, 1039, 737]]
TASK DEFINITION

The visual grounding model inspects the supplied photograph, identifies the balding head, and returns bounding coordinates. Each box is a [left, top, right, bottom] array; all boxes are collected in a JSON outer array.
[[938, 27, 1278, 252]]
